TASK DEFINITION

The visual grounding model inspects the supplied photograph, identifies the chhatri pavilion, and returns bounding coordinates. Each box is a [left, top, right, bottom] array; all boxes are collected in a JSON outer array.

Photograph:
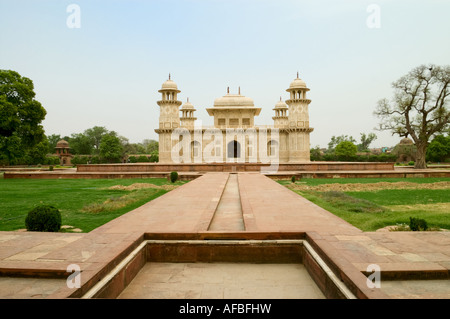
[[155, 74, 313, 164]]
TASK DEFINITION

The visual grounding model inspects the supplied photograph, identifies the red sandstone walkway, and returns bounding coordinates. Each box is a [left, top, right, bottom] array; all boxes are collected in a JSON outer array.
[[239, 173, 361, 234], [0, 172, 449, 298]]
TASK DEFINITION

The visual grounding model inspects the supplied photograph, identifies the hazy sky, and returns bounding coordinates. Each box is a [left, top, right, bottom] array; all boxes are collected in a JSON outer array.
[[1, 0, 449, 148]]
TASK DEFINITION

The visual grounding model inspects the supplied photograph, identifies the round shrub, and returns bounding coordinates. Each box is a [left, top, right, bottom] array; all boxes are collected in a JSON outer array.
[[128, 156, 138, 163], [25, 205, 62, 232], [137, 155, 150, 163], [170, 171, 179, 183], [291, 176, 296, 183], [409, 217, 428, 231]]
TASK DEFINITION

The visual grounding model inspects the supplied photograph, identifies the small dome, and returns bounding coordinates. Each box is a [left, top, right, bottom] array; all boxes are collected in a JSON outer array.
[[161, 79, 178, 90], [399, 137, 414, 145], [182, 100, 195, 110], [56, 140, 69, 148], [289, 77, 307, 89], [274, 98, 287, 109], [214, 94, 254, 107]]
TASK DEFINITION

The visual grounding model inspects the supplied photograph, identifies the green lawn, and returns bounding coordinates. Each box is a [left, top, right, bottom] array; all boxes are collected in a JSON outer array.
[[278, 177, 450, 186], [0, 177, 187, 232], [279, 177, 450, 232], [345, 189, 450, 206], [2, 175, 449, 234]]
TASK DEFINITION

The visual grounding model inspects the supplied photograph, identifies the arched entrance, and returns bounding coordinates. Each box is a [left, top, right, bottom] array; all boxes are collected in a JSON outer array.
[[267, 140, 278, 157], [191, 141, 201, 162], [227, 140, 241, 158]]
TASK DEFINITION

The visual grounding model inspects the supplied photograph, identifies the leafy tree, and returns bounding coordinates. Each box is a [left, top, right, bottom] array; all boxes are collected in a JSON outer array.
[[85, 126, 109, 154], [426, 135, 450, 162], [24, 136, 50, 165], [335, 141, 357, 160], [71, 155, 90, 165], [135, 143, 146, 154], [144, 139, 159, 154], [69, 133, 93, 155], [0, 135, 22, 165], [99, 133, 123, 163], [119, 135, 129, 147], [149, 150, 159, 162], [90, 155, 101, 164], [129, 143, 146, 155], [120, 136, 146, 156], [327, 135, 356, 153], [45, 156, 60, 165], [310, 145, 322, 161], [374, 64, 450, 168], [358, 133, 377, 152], [120, 136, 132, 155], [0, 70, 46, 165], [47, 134, 62, 153]]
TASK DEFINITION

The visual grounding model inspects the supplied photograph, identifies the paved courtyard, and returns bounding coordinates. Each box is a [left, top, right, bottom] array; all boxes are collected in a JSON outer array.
[[0, 172, 449, 298], [118, 263, 325, 299]]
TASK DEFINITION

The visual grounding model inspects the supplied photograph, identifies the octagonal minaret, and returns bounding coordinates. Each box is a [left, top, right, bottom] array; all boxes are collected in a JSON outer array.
[[180, 98, 197, 129], [155, 74, 182, 163], [272, 97, 288, 128], [285, 73, 314, 162]]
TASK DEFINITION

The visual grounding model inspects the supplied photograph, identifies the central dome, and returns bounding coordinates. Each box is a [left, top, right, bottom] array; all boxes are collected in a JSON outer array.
[[213, 94, 254, 107]]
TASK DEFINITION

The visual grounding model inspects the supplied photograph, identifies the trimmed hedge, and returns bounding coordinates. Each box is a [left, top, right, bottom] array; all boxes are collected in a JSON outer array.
[[170, 171, 179, 183], [312, 153, 397, 162], [409, 217, 428, 231], [25, 205, 62, 232]]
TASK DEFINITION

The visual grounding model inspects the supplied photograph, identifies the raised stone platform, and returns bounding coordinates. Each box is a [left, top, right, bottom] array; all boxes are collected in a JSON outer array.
[[2, 170, 201, 180], [266, 169, 450, 179], [76, 162, 395, 173], [3, 165, 450, 180]]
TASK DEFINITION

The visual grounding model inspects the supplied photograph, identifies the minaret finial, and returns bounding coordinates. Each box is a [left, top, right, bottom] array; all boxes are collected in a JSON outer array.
[[238, 86, 241, 95], [227, 86, 229, 94], [280, 96, 282, 101], [169, 73, 171, 80], [187, 97, 189, 103], [297, 71, 299, 78]]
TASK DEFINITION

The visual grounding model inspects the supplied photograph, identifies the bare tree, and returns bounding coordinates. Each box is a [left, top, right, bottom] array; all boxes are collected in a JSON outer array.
[[374, 64, 450, 168]]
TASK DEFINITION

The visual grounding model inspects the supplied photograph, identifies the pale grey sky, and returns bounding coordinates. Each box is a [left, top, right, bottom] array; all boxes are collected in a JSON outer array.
[[1, 0, 449, 148]]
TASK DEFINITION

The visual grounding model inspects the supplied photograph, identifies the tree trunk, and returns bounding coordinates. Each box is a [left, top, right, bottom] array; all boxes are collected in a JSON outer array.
[[414, 142, 428, 169]]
